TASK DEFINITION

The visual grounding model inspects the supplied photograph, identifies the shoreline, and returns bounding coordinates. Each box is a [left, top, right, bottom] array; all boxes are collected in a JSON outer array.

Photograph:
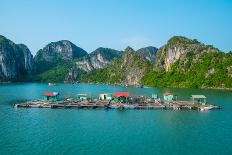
[[1, 81, 232, 91]]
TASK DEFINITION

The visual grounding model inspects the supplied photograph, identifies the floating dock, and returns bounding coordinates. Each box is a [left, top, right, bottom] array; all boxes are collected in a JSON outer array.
[[14, 99, 221, 111], [15, 91, 221, 111]]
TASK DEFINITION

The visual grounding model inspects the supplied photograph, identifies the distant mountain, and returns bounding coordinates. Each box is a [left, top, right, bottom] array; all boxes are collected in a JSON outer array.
[[1, 34, 232, 88], [0, 35, 35, 81], [154, 36, 216, 71], [75, 47, 121, 72], [142, 36, 232, 88], [36, 46, 121, 82], [78, 47, 152, 85], [65, 47, 121, 82], [136, 46, 158, 63], [34, 40, 88, 72]]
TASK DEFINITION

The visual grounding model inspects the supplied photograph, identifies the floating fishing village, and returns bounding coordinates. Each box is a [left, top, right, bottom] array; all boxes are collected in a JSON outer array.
[[15, 84, 221, 111]]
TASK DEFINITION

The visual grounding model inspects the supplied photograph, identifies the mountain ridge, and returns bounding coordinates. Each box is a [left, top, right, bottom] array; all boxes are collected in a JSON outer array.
[[0, 35, 35, 81], [1, 34, 232, 89], [34, 40, 88, 72]]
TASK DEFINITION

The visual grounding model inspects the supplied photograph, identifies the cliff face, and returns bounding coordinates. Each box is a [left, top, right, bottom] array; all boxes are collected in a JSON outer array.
[[2, 34, 231, 88], [18, 44, 35, 72], [142, 36, 232, 88], [155, 36, 219, 71], [78, 47, 152, 85], [65, 47, 121, 82], [34, 40, 87, 72], [136, 46, 158, 63], [118, 47, 152, 85], [0, 35, 35, 81], [75, 47, 121, 71]]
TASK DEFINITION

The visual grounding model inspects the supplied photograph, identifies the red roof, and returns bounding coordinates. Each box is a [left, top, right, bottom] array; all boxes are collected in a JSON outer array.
[[43, 92, 59, 97], [113, 92, 130, 98]]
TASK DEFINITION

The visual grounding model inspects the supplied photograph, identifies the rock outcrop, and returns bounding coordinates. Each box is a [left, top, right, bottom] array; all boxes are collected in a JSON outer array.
[[136, 46, 158, 63], [119, 47, 152, 85], [155, 36, 219, 71], [142, 36, 232, 88], [2, 34, 231, 88], [34, 40, 87, 72], [75, 47, 121, 71], [0, 35, 35, 81], [78, 47, 152, 85], [65, 47, 121, 82], [18, 44, 35, 72]]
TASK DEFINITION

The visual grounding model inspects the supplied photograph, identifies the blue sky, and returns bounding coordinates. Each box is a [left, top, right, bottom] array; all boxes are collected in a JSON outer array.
[[0, 0, 232, 55]]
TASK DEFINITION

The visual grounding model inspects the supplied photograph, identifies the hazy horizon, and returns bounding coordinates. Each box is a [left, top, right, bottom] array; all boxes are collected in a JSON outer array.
[[1, 0, 232, 55]]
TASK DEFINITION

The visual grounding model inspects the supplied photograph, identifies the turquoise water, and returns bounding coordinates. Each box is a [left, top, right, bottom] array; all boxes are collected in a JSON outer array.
[[0, 83, 232, 155]]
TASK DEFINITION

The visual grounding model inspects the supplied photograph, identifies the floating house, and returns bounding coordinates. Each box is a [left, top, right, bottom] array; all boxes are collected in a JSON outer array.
[[77, 94, 89, 101], [113, 92, 130, 103], [99, 93, 113, 100], [163, 92, 177, 101], [152, 93, 158, 99], [43, 92, 59, 101], [191, 95, 207, 105]]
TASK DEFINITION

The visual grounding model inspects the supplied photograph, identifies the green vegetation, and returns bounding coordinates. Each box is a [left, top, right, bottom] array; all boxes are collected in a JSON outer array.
[[33, 36, 232, 89], [142, 51, 232, 88], [79, 69, 112, 83], [78, 58, 123, 83], [167, 36, 200, 47], [78, 50, 152, 84], [36, 61, 74, 82]]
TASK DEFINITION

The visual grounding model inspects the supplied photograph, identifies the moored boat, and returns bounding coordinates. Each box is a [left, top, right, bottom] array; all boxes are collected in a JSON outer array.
[[200, 105, 214, 111], [48, 83, 56, 86]]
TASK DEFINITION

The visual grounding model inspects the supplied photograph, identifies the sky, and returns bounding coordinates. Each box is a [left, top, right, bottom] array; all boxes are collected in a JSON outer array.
[[0, 0, 232, 55]]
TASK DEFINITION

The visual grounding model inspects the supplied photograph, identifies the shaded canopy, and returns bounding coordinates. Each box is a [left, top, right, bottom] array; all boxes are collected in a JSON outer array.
[[43, 92, 59, 97], [113, 92, 130, 98]]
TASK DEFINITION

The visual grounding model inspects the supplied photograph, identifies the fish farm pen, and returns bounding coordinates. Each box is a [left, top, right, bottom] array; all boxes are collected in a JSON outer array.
[[14, 91, 221, 111]]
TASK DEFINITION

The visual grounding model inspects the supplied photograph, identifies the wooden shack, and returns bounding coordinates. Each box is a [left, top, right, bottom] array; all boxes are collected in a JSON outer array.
[[152, 93, 158, 99], [191, 95, 207, 105], [77, 94, 89, 101], [163, 92, 177, 101], [99, 93, 113, 100]]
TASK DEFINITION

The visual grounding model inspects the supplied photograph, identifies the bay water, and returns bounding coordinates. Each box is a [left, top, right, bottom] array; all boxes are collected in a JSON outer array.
[[0, 83, 232, 155]]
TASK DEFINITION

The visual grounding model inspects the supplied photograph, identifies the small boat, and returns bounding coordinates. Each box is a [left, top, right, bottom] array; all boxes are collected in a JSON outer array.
[[65, 97, 73, 101], [200, 105, 213, 111], [48, 83, 56, 86]]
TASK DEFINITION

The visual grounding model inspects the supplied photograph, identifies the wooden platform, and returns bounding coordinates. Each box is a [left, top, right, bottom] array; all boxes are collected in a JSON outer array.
[[14, 99, 221, 111]]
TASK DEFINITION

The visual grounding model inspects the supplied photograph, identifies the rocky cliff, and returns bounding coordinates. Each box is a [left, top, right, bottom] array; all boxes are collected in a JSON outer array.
[[0, 35, 35, 81], [75, 47, 121, 71], [142, 36, 232, 88], [18, 44, 35, 72], [136, 46, 158, 63], [65, 47, 121, 82], [78, 47, 152, 85], [2, 34, 231, 88], [155, 36, 219, 71], [116, 47, 152, 85], [34, 40, 87, 72]]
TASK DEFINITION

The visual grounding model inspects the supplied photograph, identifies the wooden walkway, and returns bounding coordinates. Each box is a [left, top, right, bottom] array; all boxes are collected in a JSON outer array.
[[14, 99, 221, 111]]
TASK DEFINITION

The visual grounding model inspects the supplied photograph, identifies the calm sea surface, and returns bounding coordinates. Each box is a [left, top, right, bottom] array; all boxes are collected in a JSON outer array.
[[0, 83, 232, 155]]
